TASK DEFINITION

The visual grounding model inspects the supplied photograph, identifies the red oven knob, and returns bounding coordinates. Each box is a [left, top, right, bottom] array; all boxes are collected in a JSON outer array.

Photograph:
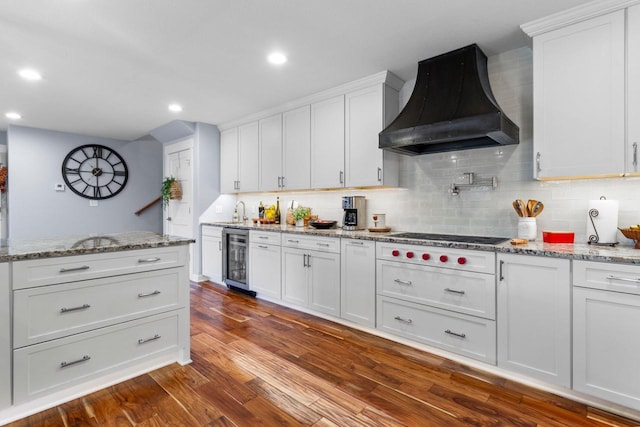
[[439, 255, 448, 263], [392, 250, 400, 257], [457, 257, 467, 265], [406, 251, 414, 259], [422, 253, 430, 260]]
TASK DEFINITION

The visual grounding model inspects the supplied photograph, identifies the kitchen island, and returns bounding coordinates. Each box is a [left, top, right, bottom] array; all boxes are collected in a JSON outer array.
[[0, 231, 193, 426]]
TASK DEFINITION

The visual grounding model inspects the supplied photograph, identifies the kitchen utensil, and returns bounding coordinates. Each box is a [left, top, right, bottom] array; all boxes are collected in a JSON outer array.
[[512, 200, 524, 217], [527, 199, 537, 217], [530, 201, 544, 217]]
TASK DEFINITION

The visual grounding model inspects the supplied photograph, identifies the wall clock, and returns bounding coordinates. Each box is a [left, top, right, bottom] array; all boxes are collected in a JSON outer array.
[[61, 144, 129, 200]]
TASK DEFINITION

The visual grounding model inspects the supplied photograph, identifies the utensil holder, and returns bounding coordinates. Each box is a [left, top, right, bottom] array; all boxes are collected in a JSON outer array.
[[518, 218, 537, 240]]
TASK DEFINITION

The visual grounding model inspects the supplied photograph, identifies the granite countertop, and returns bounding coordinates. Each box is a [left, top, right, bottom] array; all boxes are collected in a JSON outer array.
[[204, 222, 640, 264], [0, 231, 195, 262]]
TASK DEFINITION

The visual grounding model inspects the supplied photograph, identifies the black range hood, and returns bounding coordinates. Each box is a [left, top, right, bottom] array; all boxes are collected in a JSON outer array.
[[379, 44, 519, 155]]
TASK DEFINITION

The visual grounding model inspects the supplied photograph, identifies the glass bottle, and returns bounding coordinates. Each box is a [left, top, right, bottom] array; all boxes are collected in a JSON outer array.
[[275, 197, 281, 224], [258, 201, 265, 219]]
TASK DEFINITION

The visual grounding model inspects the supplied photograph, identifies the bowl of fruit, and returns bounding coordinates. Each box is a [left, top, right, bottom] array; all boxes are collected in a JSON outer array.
[[619, 225, 640, 248]]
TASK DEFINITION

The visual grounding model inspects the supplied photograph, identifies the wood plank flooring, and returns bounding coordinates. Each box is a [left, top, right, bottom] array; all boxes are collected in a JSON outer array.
[[7, 281, 640, 426]]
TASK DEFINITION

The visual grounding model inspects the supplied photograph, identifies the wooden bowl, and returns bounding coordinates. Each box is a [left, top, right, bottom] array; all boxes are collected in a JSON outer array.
[[619, 228, 640, 249]]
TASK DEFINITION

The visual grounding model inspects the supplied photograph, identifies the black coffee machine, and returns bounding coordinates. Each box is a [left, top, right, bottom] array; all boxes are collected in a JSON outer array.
[[342, 196, 366, 230]]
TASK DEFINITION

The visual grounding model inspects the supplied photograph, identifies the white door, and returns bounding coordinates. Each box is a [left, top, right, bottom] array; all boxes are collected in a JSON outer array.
[[309, 250, 340, 316], [281, 247, 308, 307], [259, 114, 283, 192], [220, 128, 239, 193], [340, 239, 375, 327], [164, 140, 193, 239], [283, 105, 311, 191], [311, 95, 345, 189]]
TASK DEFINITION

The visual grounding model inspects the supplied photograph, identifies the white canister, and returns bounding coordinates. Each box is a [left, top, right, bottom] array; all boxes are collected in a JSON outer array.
[[518, 217, 537, 240]]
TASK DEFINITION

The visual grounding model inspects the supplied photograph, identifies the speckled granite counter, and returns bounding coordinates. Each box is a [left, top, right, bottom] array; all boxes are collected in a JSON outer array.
[[205, 222, 640, 264], [0, 231, 195, 262]]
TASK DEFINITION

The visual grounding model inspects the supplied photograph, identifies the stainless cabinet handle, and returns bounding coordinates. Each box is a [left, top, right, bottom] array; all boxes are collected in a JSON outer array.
[[633, 142, 638, 168], [138, 257, 160, 263], [258, 245, 268, 249], [138, 334, 161, 345], [606, 275, 640, 283], [307, 254, 311, 268], [287, 239, 299, 243], [60, 355, 91, 368], [394, 279, 412, 286], [444, 288, 466, 295], [60, 304, 91, 313], [377, 167, 382, 182], [166, 217, 172, 221], [277, 176, 282, 188], [303, 254, 308, 267], [499, 260, 505, 281], [350, 241, 364, 245], [536, 152, 541, 175], [59, 265, 90, 273], [394, 316, 412, 324], [218, 241, 222, 251], [339, 170, 344, 184], [445, 329, 466, 339], [281, 176, 285, 189], [316, 243, 330, 247], [138, 290, 161, 298], [258, 236, 269, 239]]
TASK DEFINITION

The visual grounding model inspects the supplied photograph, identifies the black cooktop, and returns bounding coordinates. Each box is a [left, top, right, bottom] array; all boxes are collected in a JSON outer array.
[[391, 233, 509, 245]]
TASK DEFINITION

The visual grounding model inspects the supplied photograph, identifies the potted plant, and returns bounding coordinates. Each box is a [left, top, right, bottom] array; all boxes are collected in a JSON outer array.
[[291, 206, 311, 227], [161, 176, 182, 207]]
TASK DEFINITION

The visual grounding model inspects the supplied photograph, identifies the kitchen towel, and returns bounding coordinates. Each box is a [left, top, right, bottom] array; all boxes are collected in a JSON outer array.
[[586, 198, 619, 244]]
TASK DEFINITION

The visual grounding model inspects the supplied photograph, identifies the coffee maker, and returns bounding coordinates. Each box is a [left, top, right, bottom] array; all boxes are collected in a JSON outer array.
[[342, 196, 366, 230]]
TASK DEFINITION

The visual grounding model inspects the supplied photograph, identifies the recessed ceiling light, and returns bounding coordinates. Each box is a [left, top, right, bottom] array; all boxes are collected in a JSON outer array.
[[168, 104, 183, 112], [18, 69, 42, 81], [267, 52, 287, 65], [5, 112, 22, 120]]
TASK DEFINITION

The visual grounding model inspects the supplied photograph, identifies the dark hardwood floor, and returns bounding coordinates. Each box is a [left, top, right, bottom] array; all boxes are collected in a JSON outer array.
[[7, 281, 639, 426]]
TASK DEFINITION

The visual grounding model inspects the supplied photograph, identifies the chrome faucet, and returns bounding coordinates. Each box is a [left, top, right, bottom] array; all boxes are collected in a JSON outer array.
[[235, 200, 247, 223]]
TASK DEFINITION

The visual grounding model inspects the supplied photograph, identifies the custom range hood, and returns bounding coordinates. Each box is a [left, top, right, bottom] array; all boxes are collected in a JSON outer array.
[[379, 44, 519, 155]]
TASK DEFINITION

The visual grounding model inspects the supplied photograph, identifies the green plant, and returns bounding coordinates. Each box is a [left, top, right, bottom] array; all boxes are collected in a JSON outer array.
[[291, 206, 311, 221], [161, 176, 177, 206]]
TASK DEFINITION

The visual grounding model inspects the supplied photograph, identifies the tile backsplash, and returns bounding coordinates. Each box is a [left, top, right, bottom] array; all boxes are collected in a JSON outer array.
[[218, 47, 640, 246]]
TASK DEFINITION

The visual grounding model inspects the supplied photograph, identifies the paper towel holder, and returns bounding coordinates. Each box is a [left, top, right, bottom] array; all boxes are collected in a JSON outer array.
[[587, 196, 619, 247]]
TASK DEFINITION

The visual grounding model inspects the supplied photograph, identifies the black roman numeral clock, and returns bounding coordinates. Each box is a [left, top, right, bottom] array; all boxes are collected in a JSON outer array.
[[62, 144, 129, 200]]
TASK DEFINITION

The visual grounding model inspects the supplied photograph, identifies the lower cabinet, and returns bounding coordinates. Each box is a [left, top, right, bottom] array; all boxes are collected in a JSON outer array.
[[0, 263, 9, 410], [249, 231, 281, 300], [497, 253, 571, 387], [340, 238, 376, 327], [201, 225, 223, 283]]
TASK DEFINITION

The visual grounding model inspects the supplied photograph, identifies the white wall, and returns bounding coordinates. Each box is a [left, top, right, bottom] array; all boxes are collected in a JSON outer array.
[[225, 47, 640, 245], [7, 125, 163, 239]]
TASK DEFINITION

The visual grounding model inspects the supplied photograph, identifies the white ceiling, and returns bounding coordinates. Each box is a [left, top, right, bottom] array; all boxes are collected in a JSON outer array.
[[0, 0, 589, 141]]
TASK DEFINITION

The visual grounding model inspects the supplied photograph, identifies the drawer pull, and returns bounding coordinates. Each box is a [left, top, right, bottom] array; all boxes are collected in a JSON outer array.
[[350, 241, 364, 245], [138, 290, 161, 298], [138, 334, 161, 345], [287, 239, 300, 243], [60, 355, 91, 368], [444, 288, 466, 295], [445, 329, 466, 339], [258, 236, 269, 239], [258, 245, 269, 249], [60, 304, 91, 313], [394, 279, 412, 286], [606, 275, 640, 284], [394, 316, 413, 324], [59, 265, 90, 273], [138, 257, 161, 263], [317, 243, 330, 247]]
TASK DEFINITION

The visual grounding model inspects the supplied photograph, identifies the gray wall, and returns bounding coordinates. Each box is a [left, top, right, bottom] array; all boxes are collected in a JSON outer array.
[[7, 125, 163, 239]]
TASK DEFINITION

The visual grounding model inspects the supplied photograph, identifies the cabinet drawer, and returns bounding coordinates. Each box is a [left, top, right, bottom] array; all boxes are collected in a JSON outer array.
[[574, 260, 640, 295], [14, 267, 187, 348], [13, 246, 187, 289], [377, 260, 495, 320], [202, 225, 223, 238], [13, 311, 181, 403], [281, 234, 339, 253], [377, 296, 496, 364], [250, 230, 282, 245]]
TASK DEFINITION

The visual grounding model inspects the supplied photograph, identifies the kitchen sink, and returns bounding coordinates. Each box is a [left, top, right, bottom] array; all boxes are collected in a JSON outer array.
[[390, 232, 509, 245]]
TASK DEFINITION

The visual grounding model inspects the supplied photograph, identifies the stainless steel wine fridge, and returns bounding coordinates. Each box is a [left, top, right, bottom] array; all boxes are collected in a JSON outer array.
[[222, 227, 255, 295]]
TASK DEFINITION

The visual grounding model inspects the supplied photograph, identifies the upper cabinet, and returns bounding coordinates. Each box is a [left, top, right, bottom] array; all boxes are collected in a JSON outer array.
[[218, 71, 403, 193], [628, 4, 640, 175]]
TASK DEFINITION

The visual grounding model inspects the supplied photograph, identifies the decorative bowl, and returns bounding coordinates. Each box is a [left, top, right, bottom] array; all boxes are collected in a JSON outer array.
[[308, 219, 337, 229], [619, 228, 640, 249]]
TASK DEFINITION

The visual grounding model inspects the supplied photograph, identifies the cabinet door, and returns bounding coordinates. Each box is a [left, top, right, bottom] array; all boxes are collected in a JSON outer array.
[[259, 113, 283, 191], [341, 239, 375, 327], [250, 242, 281, 301], [533, 10, 625, 179], [573, 287, 640, 410], [238, 122, 260, 192], [202, 234, 222, 284], [282, 105, 311, 191], [628, 4, 640, 175], [281, 247, 308, 306], [308, 250, 340, 316], [0, 263, 9, 409], [220, 128, 239, 193], [497, 254, 570, 387], [311, 95, 345, 189]]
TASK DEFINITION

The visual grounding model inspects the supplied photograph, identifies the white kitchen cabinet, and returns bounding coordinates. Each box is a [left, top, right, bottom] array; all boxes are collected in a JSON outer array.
[[345, 84, 399, 187], [628, 4, 640, 175], [497, 253, 570, 387], [573, 261, 640, 410], [220, 128, 239, 193], [311, 95, 345, 189], [259, 113, 283, 192], [530, 10, 625, 179], [0, 263, 9, 410], [282, 105, 311, 191], [249, 231, 281, 301], [238, 122, 260, 192], [281, 234, 340, 316], [341, 238, 376, 327], [201, 225, 223, 283]]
